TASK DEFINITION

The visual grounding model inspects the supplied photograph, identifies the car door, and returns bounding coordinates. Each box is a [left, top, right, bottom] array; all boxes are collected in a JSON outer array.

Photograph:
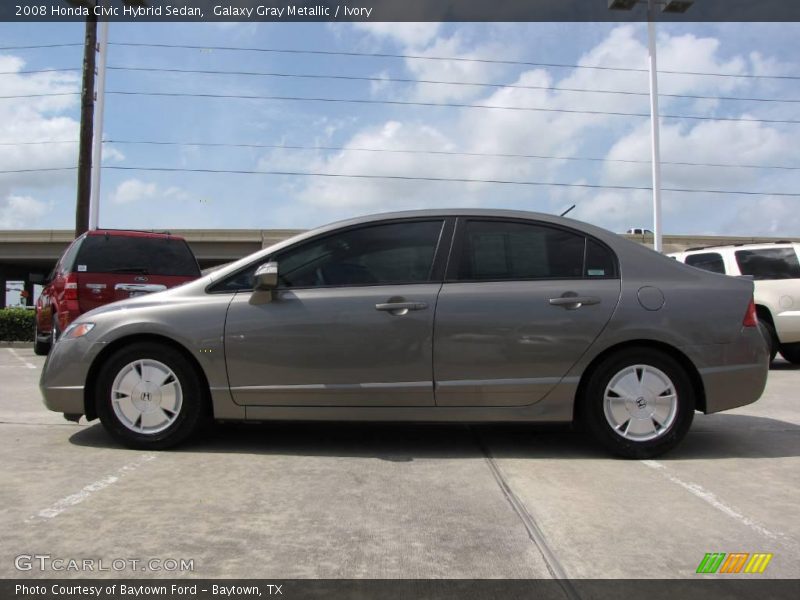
[[433, 218, 621, 407], [222, 218, 452, 407]]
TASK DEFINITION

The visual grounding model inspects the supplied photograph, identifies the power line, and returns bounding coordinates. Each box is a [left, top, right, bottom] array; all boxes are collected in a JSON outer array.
[[98, 65, 800, 104], [102, 90, 800, 124], [3, 65, 800, 104], [0, 43, 82, 50], [101, 165, 800, 197], [0, 167, 76, 174], [0, 93, 78, 99], [109, 42, 800, 81], [0, 68, 80, 75], [104, 139, 800, 171], [2, 138, 799, 171]]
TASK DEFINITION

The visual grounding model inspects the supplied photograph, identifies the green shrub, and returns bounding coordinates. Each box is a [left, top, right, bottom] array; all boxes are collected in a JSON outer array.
[[0, 308, 36, 341]]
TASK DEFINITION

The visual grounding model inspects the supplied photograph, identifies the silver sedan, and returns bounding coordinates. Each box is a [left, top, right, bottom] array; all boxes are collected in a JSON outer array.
[[40, 210, 769, 458]]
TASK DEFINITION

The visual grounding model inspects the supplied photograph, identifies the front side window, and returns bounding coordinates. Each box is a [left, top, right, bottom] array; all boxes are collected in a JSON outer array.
[[735, 248, 800, 280], [213, 220, 444, 292], [456, 220, 603, 281], [685, 252, 726, 275]]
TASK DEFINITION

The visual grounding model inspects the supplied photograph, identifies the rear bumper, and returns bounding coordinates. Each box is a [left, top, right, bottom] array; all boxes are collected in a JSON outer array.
[[774, 309, 800, 344], [688, 327, 769, 414]]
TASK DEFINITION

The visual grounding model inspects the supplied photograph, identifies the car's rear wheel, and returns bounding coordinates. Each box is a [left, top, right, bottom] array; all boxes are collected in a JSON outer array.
[[581, 348, 695, 459], [95, 342, 210, 449], [758, 318, 778, 363], [779, 342, 800, 365], [33, 320, 51, 356]]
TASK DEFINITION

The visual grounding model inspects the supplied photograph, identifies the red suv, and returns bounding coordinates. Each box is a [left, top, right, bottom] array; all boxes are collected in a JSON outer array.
[[34, 230, 201, 355]]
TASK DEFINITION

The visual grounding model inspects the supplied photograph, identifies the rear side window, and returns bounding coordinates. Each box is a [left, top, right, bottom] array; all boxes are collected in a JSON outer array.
[[57, 238, 84, 275], [75, 236, 200, 277], [685, 252, 726, 275], [735, 248, 800, 280], [456, 220, 614, 281]]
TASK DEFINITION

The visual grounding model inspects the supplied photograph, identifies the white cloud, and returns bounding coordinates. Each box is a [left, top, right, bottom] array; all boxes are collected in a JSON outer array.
[[282, 24, 800, 236], [110, 179, 188, 204], [351, 22, 441, 48], [0, 194, 48, 228], [0, 53, 80, 224]]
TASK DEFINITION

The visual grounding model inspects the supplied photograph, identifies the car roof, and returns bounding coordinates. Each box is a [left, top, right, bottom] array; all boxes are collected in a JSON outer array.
[[84, 229, 186, 240], [675, 241, 799, 255]]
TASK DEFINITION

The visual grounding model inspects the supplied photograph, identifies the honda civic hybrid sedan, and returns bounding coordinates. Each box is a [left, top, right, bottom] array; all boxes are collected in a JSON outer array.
[[40, 210, 768, 458]]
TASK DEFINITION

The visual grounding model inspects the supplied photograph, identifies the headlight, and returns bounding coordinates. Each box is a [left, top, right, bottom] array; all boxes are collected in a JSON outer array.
[[62, 322, 95, 339]]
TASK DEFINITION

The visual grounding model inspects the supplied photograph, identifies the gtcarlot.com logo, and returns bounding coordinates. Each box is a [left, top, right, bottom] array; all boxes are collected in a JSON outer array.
[[696, 552, 773, 574], [15, 554, 194, 572]]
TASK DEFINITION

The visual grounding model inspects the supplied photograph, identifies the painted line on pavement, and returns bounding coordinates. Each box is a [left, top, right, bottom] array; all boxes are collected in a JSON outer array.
[[642, 460, 791, 544], [6, 348, 37, 369], [25, 454, 157, 523]]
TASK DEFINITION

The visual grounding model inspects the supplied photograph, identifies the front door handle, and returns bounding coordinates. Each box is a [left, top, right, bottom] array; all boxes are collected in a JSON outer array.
[[375, 301, 428, 315], [549, 295, 601, 310]]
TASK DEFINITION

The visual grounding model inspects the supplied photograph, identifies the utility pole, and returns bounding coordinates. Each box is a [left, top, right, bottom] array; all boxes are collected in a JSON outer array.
[[646, 0, 663, 252], [74, 7, 98, 237]]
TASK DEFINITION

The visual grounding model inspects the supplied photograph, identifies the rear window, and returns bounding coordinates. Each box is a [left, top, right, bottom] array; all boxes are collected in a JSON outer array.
[[685, 252, 726, 274], [73, 236, 200, 277], [735, 248, 800, 280]]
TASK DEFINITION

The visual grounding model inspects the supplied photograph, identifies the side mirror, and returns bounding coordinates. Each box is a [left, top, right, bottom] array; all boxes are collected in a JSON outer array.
[[254, 262, 279, 291], [250, 262, 278, 305]]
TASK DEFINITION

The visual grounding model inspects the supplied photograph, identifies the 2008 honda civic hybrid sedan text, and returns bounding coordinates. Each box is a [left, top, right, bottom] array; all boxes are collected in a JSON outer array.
[[40, 210, 769, 458]]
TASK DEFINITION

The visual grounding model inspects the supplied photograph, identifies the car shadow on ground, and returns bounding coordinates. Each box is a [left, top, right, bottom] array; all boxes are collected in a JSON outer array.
[[69, 413, 800, 461]]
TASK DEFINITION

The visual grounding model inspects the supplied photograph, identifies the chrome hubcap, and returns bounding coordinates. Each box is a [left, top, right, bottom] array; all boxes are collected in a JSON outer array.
[[111, 359, 182, 434], [603, 364, 678, 442]]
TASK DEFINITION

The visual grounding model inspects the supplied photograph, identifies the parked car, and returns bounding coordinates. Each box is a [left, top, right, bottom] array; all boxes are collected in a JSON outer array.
[[40, 210, 768, 458], [34, 230, 201, 355], [670, 242, 800, 363], [626, 228, 653, 235]]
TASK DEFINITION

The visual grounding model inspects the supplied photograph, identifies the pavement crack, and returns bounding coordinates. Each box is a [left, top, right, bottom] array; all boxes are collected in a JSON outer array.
[[469, 426, 581, 600]]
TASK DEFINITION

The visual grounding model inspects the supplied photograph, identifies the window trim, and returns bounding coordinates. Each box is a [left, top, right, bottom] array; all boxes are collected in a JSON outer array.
[[206, 217, 455, 294], [444, 216, 619, 283]]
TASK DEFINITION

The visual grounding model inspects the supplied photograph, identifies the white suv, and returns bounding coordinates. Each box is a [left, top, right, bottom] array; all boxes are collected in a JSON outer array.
[[670, 242, 800, 363]]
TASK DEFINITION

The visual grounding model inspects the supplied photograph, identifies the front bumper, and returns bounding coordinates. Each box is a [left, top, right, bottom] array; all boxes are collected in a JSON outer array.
[[39, 335, 106, 417]]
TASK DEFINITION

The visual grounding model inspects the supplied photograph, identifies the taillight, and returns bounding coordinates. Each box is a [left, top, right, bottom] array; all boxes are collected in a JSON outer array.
[[64, 273, 79, 301], [743, 298, 758, 328]]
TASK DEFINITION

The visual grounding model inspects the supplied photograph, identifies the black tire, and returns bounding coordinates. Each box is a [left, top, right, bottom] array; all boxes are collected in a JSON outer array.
[[33, 320, 51, 356], [758, 318, 778, 363], [580, 348, 695, 459], [779, 342, 800, 365], [95, 342, 210, 450]]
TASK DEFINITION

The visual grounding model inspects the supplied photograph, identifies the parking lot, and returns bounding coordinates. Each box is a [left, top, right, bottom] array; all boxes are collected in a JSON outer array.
[[0, 345, 798, 580]]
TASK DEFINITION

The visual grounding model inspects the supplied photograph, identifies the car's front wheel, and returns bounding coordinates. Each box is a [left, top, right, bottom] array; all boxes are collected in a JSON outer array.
[[581, 348, 695, 459], [95, 342, 210, 449]]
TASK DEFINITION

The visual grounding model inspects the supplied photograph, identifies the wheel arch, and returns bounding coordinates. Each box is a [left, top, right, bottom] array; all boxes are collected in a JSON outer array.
[[83, 333, 211, 421], [755, 303, 775, 328], [574, 339, 707, 419]]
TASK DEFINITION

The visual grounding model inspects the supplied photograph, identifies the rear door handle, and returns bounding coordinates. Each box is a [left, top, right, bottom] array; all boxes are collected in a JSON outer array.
[[549, 296, 601, 309], [375, 302, 428, 315]]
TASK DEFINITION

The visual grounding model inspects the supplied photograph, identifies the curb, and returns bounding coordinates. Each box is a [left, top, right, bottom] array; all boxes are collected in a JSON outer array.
[[0, 341, 33, 348]]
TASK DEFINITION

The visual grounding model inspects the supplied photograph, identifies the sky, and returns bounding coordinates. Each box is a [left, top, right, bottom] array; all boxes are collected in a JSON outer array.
[[0, 20, 799, 236]]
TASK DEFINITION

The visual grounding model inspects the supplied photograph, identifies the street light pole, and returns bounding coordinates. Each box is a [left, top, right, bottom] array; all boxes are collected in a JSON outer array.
[[608, 1, 693, 252], [646, 0, 663, 252]]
